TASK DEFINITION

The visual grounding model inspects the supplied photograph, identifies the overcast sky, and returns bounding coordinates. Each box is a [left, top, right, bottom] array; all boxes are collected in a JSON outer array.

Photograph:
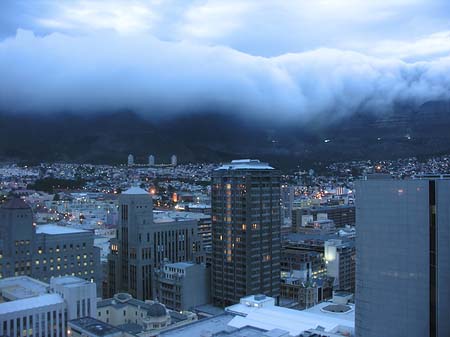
[[1, 0, 450, 120]]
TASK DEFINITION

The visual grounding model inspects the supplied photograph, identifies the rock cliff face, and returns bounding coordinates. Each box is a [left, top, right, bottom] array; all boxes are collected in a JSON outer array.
[[1, 101, 450, 168]]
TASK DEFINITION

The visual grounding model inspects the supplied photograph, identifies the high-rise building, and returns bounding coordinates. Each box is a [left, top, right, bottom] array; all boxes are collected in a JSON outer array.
[[356, 175, 450, 337], [127, 154, 134, 166], [0, 198, 101, 288], [211, 159, 281, 307], [171, 155, 177, 166], [281, 184, 294, 220], [107, 187, 202, 300], [324, 239, 355, 293], [149, 154, 155, 166]]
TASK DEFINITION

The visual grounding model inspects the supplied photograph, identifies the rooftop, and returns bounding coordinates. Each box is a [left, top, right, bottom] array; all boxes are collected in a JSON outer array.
[[69, 317, 122, 337], [122, 187, 149, 195], [226, 298, 354, 336], [36, 224, 88, 235], [216, 159, 274, 171], [2, 197, 30, 209], [159, 313, 235, 337], [0, 276, 49, 301], [50, 276, 92, 288], [165, 262, 195, 269], [0, 293, 63, 315]]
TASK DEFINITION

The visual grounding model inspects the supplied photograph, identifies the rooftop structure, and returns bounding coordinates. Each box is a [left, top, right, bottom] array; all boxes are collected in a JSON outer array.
[[226, 295, 354, 337], [0, 276, 48, 300], [216, 159, 274, 171], [159, 313, 269, 337], [36, 224, 89, 235], [121, 186, 149, 195]]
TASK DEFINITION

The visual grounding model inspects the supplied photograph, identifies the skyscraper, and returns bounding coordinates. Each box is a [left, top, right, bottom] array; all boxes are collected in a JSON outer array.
[[107, 187, 201, 300], [211, 159, 281, 307], [128, 154, 134, 166], [356, 175, 450, 337], [171, 155, 177, 166], [149, 154, 155, 166]]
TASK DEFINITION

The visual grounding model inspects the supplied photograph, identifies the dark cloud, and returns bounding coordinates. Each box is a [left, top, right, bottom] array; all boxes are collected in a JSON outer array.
[[1, 30, 450, 123]]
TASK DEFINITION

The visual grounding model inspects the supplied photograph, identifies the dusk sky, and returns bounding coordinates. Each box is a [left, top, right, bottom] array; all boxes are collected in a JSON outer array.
[[1, 0, 450, 121]]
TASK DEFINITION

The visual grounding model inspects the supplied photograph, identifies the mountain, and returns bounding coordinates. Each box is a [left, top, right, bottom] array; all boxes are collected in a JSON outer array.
[[1, 101, 450, 168]]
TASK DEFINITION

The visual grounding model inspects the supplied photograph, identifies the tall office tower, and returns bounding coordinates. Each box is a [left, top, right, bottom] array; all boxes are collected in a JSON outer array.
[[171, 154, 177, 166], [356, 175, 450, 337], [281, 184, 294, 220], [108, 187, 201, 300], [128, 154, 134, 166], [211, 159, 281, 307], [149, 154, 155, 166]]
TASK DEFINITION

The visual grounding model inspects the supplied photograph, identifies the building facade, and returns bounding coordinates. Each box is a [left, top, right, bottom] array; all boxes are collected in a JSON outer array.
[[0, 276, 97, 337], [324, 239, 355, 293], [356, 176, 450, 337], [107, 187, 202, 300], [292, 204, 355, 229], [156, 262, 210, 311], [0, 198, 101, 288], [211, 159, 281, 307], [96, 293, 197, 335]]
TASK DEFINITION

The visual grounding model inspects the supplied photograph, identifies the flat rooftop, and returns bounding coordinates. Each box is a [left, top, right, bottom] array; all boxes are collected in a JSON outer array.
[[216, 159, 274, 171], [165, 262, 194, 269], [0, 276, 48, 301], [69, 317, 121, 337], [226, 300, 354, 336], [36, 224, 88, 235], [50, 276, 91, 288], [159, 314, 235, 337], [0, 294, 63, 315]]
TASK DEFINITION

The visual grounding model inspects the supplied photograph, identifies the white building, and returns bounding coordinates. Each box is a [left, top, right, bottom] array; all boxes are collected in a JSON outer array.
[[0, 276, 97, 337], [127, 154, 134, 166], [50, 276, 97, 320], [148, 155, 155, 166], [225, 294, 354, 337], [170, 155, 177, 167]]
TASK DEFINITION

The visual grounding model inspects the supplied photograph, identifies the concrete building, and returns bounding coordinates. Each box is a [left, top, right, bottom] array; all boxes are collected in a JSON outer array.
[[281, 184, 295, 221], [156, 262, 210, 311], [96, 293, 197, 336], [148, 155, 155, 166], [211, 159, 281, 307], [154, 210, 212, 263], [127, 154, 134, 166], [50, 276, 97, 320], [0, 198, 101, 289], [292, 204, 355, 229], [69, 318, 122, 337], [225, 294, 354, 337], [107, 187, 202, 300], [0, 275, 97, 337], [170, 155, 177, 167], [356, 175, 450, 337], [324, 239, 355, 293]]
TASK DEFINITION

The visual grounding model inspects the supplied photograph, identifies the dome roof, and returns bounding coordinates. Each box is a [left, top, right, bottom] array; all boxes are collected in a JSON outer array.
[[114, 293, 132, 303], [147, 303, 167, 317]]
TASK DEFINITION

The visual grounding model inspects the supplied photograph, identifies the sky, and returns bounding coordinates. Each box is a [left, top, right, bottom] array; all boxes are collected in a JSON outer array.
[[1, 0, 450, 121]]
